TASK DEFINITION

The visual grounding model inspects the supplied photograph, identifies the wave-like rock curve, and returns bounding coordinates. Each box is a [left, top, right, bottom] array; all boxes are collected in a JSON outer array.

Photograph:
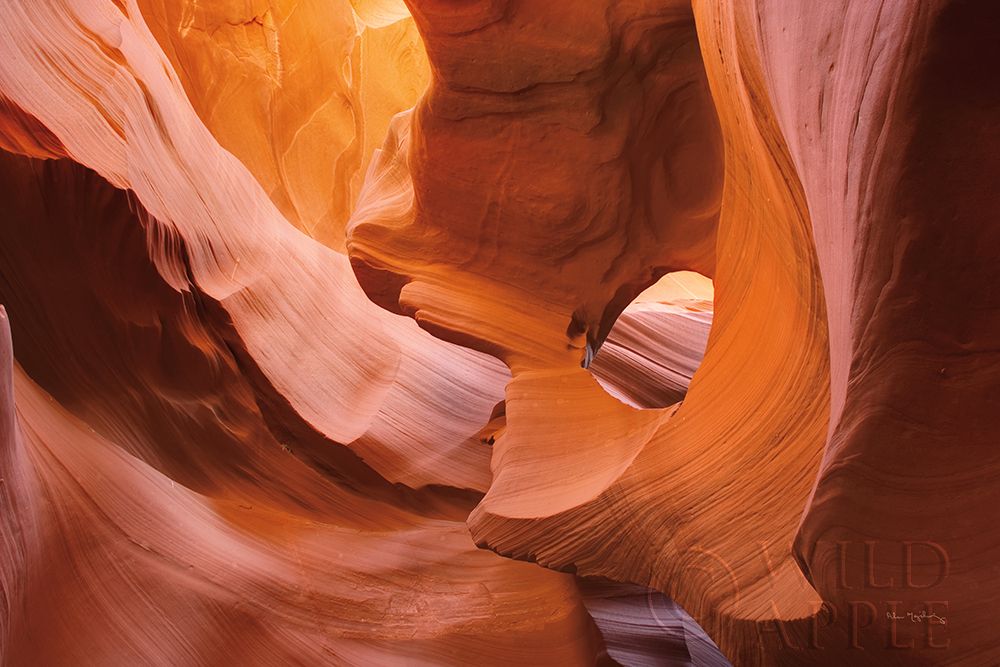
[[1, 0, 997, 665]]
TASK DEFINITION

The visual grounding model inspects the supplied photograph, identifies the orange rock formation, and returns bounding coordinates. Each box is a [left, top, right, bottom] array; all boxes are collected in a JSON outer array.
[[0, 0, 996, 665]]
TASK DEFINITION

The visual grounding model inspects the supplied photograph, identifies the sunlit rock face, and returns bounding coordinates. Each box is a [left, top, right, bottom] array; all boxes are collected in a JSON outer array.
[[0, 0, 997, 665], [135, 0, 430, 248]]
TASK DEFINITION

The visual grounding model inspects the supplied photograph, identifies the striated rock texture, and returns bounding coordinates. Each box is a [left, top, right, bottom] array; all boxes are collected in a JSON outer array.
[[0, 0, 997, 665], [137, 0, 430, 248]]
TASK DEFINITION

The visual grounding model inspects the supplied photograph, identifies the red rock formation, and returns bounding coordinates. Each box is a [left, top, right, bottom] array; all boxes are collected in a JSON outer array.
[[0, 129, 607, 667], [136, 0, 429, 248], [590, 296, 712, 409], [761, 0, 1000, 660], [1, 0, 997, 664], [350, 3, 829, 664]]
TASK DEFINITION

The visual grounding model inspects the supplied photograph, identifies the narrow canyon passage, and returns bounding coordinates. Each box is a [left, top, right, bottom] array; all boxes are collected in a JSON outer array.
[[1, 0, 998, 665]]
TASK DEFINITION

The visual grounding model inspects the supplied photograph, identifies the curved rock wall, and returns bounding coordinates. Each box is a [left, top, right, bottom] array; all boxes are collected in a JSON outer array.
[[0, 0, 996, 665]]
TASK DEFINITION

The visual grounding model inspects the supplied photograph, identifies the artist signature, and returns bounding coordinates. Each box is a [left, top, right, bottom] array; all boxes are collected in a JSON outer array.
[[886, 610, 947, 626]]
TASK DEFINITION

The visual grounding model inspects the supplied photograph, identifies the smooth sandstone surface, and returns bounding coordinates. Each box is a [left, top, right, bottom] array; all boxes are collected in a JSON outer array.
[[137, 0, 429, 248], [1, 0, 997, 665]]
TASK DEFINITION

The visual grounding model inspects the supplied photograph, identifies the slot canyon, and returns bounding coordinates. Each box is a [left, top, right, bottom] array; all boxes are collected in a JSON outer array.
[[0, 0, 997, 665]]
